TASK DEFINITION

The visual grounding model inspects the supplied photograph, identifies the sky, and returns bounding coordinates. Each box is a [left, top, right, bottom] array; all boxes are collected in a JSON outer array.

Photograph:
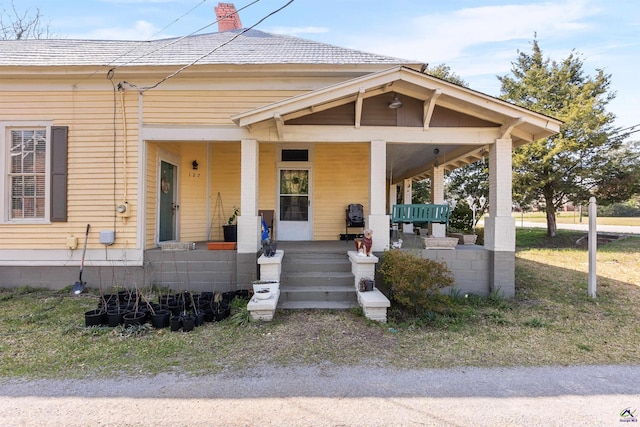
[[8, 0, 639, 135]]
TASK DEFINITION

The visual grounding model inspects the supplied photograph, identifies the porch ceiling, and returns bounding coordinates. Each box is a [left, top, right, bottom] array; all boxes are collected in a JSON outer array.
[[232, 66, 562, 183]]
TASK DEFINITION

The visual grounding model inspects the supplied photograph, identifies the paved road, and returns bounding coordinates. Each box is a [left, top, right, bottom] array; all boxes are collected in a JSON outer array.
[[1, 365, 639, 426], [515, 220, 640, 235]]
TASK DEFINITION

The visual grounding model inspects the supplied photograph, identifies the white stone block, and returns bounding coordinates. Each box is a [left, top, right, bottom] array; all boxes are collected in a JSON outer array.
[[348, 251, 378, 288], [258, 250, 284, 282], [247, 289, 280, 322], [357, 289, 390, 323]]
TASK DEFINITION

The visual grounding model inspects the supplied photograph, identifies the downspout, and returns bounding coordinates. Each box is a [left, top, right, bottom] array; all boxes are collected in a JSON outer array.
[[137, 91, 145, 251], [119, 89, 128, 207]]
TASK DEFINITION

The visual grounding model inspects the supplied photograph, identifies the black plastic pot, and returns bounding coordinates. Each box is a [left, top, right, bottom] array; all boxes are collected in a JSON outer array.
[[150, 309, 171, 329], [170, 316, 182, 332], [194, 311, 205, 327], [182, 315, 195, 332], [160, 295, 176, 305], [167, 302, 181, 316], [236, 289, 250, 299], [123, 311, 145, 328], [223, 224, 237, 242], [107, 308, 127, 327], [213, 306, 231, 322], [222, 291, 236, 304], [117, 290, 129, 302], [101, 294, 118, 307], [200, 291, 214, 301], [85, 309, 106, 327]]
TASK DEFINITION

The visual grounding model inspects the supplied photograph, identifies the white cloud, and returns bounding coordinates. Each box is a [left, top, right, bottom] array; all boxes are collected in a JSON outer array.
[[351, 0, 598, 64]]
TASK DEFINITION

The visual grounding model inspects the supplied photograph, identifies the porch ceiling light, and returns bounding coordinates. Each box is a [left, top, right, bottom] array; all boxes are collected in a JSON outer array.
[[388, 94, 403, 109]]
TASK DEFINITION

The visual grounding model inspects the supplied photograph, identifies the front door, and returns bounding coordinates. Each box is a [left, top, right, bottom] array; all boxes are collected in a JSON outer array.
[[159, 160, 178, 242], [278, 169, 310, 240]]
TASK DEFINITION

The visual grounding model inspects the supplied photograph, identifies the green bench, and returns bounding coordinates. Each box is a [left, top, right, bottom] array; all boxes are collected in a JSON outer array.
[[390, 204, 450, 227]]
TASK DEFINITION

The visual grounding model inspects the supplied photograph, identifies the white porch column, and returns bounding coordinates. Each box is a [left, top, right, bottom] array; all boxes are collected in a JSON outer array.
[[484, 138, 516, 297], [237, 139, 261, 254], [369, 140, 390, 251], [430, 166, 446, 237], [402, 178, 413, 234], [388, 184, 398, 215]]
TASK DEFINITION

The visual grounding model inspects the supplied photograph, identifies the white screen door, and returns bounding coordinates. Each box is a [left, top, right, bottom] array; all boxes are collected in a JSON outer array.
[[278, 169, 310, 240]]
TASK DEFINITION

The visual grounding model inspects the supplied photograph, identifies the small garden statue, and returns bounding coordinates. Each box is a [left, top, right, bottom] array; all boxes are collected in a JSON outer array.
[[355, 228, 373, 257], [261, 217, 277, 257]]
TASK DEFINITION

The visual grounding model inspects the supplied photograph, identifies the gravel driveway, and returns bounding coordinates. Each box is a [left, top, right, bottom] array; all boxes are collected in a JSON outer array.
[[1, 364, 639, 426]]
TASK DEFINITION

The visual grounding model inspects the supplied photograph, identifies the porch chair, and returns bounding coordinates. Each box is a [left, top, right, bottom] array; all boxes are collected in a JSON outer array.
[[345, 203, 365, 242], [258, 209, 275, 240]]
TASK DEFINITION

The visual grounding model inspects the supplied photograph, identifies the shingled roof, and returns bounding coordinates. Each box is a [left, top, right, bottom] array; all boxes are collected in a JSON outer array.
[[0, 29, 418, 68]]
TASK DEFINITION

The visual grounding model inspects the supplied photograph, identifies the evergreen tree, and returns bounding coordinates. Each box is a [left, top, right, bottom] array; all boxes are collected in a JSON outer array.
[[498, 39, 631, 236], [424, 64, 469, 87]]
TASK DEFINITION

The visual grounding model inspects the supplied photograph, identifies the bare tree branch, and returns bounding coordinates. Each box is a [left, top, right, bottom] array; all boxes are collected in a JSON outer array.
[[0, 1, 51, 40]]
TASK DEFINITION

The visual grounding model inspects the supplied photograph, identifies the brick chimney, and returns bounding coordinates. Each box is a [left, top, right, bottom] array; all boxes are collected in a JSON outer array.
[[215, 3, 242, 32]]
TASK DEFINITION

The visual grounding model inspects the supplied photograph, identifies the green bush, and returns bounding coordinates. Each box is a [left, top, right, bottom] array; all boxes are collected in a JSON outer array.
[[448, 200, 474, 233], [597, 200, 640, 217], [378, 249, 455, 315]]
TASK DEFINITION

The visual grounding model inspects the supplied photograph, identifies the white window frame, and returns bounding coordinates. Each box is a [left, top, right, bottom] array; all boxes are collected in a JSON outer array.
[[1, 121, 53, 224]]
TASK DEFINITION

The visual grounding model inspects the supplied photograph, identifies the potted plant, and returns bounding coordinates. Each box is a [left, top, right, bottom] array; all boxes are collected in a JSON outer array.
[[448, 199, 478, 245], [223, 206, 239, 242]]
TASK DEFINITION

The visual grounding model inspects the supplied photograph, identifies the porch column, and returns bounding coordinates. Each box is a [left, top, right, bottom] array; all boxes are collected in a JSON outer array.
[[402, 179, 413, 234], [429, 166, 446, 237], [388, 184, 398, 215], [238, 139, 261, 254], [369, 139, 390, 252], [484, 138, 516, 297]]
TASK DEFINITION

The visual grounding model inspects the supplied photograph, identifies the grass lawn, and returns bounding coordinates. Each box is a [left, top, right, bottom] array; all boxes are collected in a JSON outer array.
[[1, 229, 638, 379]]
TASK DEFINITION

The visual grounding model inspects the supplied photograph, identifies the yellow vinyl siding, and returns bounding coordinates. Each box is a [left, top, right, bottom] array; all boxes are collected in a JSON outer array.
[[178, 144, 208, 242], [314, 143, 369, 240], [0, 89, 139, 250], [258, 143, 276, 211], [142, 91, 301, 125], [209, 142, 240, 241], [145, 143, 159, 249]]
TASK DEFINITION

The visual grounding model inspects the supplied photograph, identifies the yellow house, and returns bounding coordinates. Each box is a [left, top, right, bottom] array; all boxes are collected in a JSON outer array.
[[0, 24, 560, 298]]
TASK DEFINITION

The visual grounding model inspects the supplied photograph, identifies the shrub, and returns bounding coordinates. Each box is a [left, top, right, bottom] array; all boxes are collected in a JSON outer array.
[[448, 200, 475, 233], [378, 249, 455, 315]]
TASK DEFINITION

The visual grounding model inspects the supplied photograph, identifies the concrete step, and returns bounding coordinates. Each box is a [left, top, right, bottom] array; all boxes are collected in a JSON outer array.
[[278, 249, 356, 310], [279, 285, 357, 303], [277, 300, 358, 310], [282, 259, 351, 273], [282, 253, 350, 271], [280, 271, 354, 287]]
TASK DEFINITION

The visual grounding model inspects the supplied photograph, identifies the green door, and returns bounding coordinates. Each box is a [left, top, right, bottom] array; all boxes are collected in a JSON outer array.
[[159, 161, 177, 242]]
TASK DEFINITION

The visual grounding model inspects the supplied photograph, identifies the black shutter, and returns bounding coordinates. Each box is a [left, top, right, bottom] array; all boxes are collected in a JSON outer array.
[[50, 126, 68, 222]]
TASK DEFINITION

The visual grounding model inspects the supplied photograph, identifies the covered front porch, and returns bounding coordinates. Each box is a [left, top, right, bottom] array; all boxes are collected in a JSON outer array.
[[144, 234, 490, 297], [141, 66, 560, 299]]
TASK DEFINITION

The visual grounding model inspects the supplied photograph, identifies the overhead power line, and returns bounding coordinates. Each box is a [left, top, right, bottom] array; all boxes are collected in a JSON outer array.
[[122, 0, 295, 93], [612, 123, 640, 140], [83, 0, 212, 81], [110, 0, 261, 72]]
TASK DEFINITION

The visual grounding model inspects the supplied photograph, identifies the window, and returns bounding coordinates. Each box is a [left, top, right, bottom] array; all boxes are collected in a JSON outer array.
[[281, 149, 308, 162], [1, 124, 67, 223], [9, 129, 47, 219]]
